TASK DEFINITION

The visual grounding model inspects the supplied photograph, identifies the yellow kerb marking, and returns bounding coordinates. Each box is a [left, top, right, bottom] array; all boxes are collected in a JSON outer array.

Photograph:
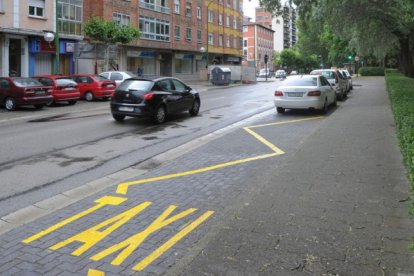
[[22, 196, 127, 244], [90, 205, 197, 265], [116, 117, 323, 195], [133, 210, 214, 271], [87, 269, 105, 276]]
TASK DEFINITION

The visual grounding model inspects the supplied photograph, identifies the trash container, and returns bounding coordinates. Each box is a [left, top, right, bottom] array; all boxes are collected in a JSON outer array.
[[211, 67, 231, 85]]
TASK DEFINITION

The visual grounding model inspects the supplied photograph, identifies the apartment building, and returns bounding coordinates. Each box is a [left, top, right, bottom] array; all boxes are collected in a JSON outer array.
[[0, 0, 84, 77], [79, 0, 243, 81], [242, 22, 274, 72], [255, 4, 297, 53]]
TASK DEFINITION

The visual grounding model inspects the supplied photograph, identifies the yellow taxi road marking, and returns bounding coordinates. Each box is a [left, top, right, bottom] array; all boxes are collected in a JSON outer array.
[[90, 205, 200, 265], [243, 127, 285, 154], [49, 201, 152, 256], [133, 210, 214, 271], [87, 269, 105, 276], [22, 196, 127, 244], [247, 116, 323, 129], [116, 152, 280, 195]]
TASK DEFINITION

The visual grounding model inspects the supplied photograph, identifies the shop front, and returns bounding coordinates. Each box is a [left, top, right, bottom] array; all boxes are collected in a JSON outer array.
[[126, 50, 157, 76], [0, 34, 29, 77]]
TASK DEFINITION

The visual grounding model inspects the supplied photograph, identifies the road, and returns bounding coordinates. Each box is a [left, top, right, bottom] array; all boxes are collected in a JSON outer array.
[[0, 81, 277, 216]]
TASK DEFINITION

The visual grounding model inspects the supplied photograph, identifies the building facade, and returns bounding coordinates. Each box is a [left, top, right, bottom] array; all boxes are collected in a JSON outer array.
[[0, 0, 84, 77], [242, 22, 274, 72], [255, 4, 297, 53]]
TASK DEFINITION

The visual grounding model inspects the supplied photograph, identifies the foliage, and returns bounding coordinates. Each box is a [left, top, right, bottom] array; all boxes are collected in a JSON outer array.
[[358, 67, 385, 76], [84, 17, 140, 45], [385, 69, 414, 215]]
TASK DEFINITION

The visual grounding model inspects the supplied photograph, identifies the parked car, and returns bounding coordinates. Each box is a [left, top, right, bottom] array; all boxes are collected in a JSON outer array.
[[309, 69, 348, 100], [99, 71, 137, 87], [111, 77, 200, 124], [290, 70, 298, 75], [275, 70, 287, 78], [258, 68, 274, 78], [72, 74, 116, 101], [33, 75, 80, 105], [0, 77, 53, 111], [340, 69, 353, 90], [274, 74, 336, 114]]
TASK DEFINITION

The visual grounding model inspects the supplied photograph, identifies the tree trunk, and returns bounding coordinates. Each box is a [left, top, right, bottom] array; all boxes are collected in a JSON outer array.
[[105, 45, 110, 72], [398, 37, 414, 78]]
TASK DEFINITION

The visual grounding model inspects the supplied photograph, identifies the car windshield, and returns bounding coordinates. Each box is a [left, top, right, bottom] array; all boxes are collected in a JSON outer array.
[[118, 80, 153, 92], [280, 76, 318, 86], [13, 78, 43, 87], [56, 78, 77, 86]]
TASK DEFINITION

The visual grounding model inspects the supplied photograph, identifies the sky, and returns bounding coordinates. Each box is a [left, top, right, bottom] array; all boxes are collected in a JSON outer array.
[[243, 0, 260, 20]]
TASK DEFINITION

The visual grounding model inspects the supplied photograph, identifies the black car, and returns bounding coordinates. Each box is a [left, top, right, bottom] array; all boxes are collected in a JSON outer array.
[[110, 77, 200, 123]]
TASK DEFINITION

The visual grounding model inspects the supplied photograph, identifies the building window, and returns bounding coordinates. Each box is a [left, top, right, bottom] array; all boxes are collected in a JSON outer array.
[[58, 0, 83, 36], [233, 38, 237, 48], [226, 16, 230, 27], [208, 10, 214, 23], [226, 0, 230, 7], [29, 0, 45, 17], [186, 27, 192, 41], [243, 49, 247, 56], [219, 13, 223, 25], [233, 0, 237, 10], [175, 26, 180, 40], [243, 39, 247, 47], [186, 2, 191, 17], [208, 33, 213, 45], [113, 12, 130, 26], [139, 0, 170, 14], [197, 30, 202, 42], [196, 7, 201, 19], [219, 35, 223, 46], [175, 58, 192, 74], [233, 19, 237, 29], [139, 15, 170, 41], [174, 0, 180, 13], [226, 37, 230, 47]]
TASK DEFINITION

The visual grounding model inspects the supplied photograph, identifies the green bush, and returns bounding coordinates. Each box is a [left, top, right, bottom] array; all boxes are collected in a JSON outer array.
[[385, 69, 414, 215], [359, 67, 385, 76]]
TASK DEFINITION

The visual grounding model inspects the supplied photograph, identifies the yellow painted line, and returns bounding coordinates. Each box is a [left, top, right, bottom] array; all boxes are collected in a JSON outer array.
[[116, 153, 279, 195], [243, 127, 285, 154], [87, 269, 105, 276], [133, 210, 215, 271], [247, 116, 323, 129], [22, 196, 127, 244]]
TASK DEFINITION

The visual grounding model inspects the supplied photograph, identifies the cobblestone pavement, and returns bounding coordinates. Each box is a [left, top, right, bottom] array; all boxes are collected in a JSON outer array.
[[0, 77, 413, 276]]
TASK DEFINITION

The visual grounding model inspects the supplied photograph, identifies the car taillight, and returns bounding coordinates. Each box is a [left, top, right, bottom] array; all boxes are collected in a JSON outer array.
[[47, 89, 53, 95], [308, 90, 321, 96], [144, 93, 155, 101], [274, 91, 283, 96]]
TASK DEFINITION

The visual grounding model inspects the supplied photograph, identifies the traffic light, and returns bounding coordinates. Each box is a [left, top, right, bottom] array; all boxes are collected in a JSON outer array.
[[264, 54, 269, 64], [348, 55, 352, 61]]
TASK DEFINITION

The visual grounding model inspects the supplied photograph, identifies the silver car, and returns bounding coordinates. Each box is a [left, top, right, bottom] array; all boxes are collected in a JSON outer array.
[[274, 75, 336, 114], [310, 69, 348, 100], [99, 71, 137, 87]]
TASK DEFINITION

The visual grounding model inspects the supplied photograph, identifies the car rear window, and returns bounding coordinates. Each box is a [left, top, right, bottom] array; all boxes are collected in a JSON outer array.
[[93, 75, 108, 81], [13, 78, 43, 87], [311, 70, 335, 79], [118, 80, 153, 92], [280, 76, 318, 86], [56, 78, 77, 86]]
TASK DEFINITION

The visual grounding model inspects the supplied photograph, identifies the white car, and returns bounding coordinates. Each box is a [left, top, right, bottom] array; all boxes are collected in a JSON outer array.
[[275, 70, 287, 78], [274, 75, 336, 114], [310, 69, 348, 100], [99, 71, 136, 87]]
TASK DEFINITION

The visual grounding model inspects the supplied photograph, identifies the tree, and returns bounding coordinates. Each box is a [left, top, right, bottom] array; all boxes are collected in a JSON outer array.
[[84, 17, 140, 71]]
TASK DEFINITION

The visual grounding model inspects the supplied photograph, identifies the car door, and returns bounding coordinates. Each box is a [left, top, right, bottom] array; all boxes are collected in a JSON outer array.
[[156, 79, 180, 113], [74, 76, 88, 95], [171, 79, 193, 112], [0, 78, 10, 103], [320, 76, 334, 104]]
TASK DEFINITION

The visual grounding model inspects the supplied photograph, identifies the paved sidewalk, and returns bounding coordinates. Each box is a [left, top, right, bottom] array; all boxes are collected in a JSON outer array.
[[173, 77, 414, 275]]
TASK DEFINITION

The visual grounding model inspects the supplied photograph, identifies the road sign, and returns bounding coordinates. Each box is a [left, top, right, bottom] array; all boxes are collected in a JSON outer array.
[[355, 56, 360, 62]]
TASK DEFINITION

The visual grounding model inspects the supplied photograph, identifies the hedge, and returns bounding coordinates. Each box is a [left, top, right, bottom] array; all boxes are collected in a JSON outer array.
[[385, 69, 414, 219], [359, 67, 385, 76]]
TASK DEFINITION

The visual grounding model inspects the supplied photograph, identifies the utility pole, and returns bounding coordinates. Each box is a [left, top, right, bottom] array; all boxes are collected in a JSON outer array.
[[55, 0, 60, 75]]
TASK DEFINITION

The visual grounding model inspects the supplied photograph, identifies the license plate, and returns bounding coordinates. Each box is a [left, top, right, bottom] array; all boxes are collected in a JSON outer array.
[[287, 92, 303, 97], [119, 106, 134, 112], [35, 90, 45, 96], [107, 84, 114, 88], [64, 87, 74, 90]]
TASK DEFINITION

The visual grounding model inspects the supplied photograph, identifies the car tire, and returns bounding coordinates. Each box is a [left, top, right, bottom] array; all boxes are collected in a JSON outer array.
[[153, 105, 166, 124], [68, 100, 77, 105], [4, 97, 16, 111], [189, 99, 200, 116], [34, 104, 44, 110], [276, 107, 285, 114], [321, 99, 328, 114], [85, 92, 94, 102], [112, 114, 125, 122]]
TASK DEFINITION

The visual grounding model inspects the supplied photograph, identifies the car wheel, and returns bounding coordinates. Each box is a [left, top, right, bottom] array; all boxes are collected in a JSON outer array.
[[153, 105, 166, 124], [34, 104, 44, 110], [4, 97, 16, 111], [276, 107, 285, 114], [85, 92, 94, 101], [189, 99, 200, 116], [112, 114, 125, 122], [321, 99, 328, 114]]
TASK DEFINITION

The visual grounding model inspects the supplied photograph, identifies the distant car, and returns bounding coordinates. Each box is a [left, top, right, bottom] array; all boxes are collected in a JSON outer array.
[[111, 77, 200, 124], [72, 74, 116, 101], [99, 71, 137, 87], [290, 70, 298, 75], [340, 69, 353, 90], [309, 69, 348, 100], [275, 70, 287, 78], [0, 77, 53, 111], [33, 75, 80, 105], [274, 74, 336, 114], [258, 69, 274, 78]]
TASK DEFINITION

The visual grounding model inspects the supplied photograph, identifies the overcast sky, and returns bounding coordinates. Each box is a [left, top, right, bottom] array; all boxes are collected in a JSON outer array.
[[243, 0, 260, 20]]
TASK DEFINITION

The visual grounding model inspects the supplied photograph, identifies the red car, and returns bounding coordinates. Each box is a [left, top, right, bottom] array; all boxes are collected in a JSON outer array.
[[33, 75, 80, 105], [0, 77, 53, 111], [72, 74, 116, 101]]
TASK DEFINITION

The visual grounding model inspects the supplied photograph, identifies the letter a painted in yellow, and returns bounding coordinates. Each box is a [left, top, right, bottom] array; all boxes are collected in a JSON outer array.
[[23, 196, 127, 244], [91, 205, 197, 265], [49, 201, 152, 256]]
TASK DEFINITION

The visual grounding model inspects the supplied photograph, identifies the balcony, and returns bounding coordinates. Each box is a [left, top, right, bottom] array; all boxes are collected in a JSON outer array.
[[139, 0, 170, 14]]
